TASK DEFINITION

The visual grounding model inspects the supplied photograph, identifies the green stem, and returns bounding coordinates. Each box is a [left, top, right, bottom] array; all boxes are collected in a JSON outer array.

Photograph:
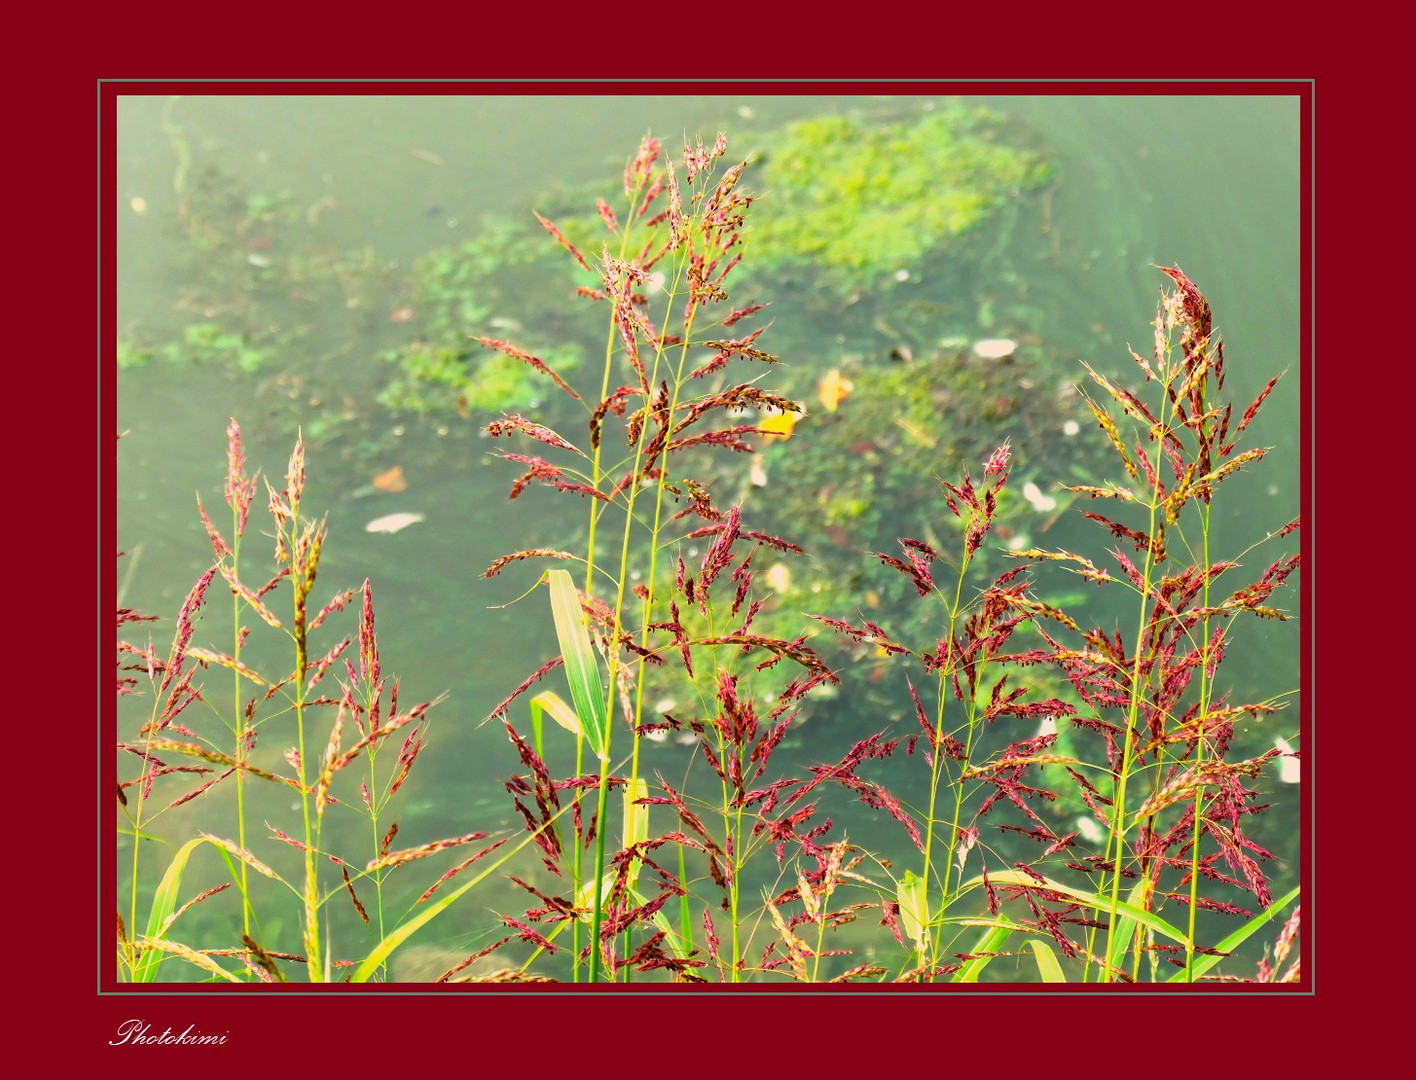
[[579, 162, 659, 983], [1184, 436, 1217, 981], [228, 510, 255, 975], [586, 767, 614, 982], [288, 515, 322, 982], [920, 564, 970, 965], [1100, 482, 1159, 980]]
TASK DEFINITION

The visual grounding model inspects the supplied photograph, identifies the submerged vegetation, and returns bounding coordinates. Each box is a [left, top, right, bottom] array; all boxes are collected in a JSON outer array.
[[118, 98, 1050, 435], [115, 109, 1301, 985]]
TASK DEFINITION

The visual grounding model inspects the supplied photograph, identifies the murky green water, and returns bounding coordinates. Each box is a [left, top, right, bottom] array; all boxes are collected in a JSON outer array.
[[114, 91, 1302, 983]]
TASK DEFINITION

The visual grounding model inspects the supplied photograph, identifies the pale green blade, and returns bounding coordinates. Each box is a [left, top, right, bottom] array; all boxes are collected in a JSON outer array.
[[1167, 884, 1301, 983], [622, 778, 648, 892], [1027, 939, 1067, 982], [622, 778, 648, 847], [1104, 877, 1151, 976], [352, 811, 572, 982], [134, 836, 208, 982], [547, 569, 609, 761], [952, 922, 1015, 982], [531, 689, 582, 738], [896, 870, 929, 953], [961, 869, 1190, 946]]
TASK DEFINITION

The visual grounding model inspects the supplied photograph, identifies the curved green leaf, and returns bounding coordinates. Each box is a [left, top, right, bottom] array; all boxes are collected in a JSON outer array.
[[134, 836, 209, 982], [351, 808, 572, 983], [1104, 877, 1152, 978], [896, 871, 929, 954], [961, 869, 1190, 946], [1167, 884, 1301, 983], [531, 689, 582, 738], [951, 921, 1016, 983], [1028, 939, 1067, 982], [547, 569, 609, 762]]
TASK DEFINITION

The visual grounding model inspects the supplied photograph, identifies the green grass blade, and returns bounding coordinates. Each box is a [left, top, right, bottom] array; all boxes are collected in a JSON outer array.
[[351, 809, 573, 983], [1167, 883, 1301, 983], [1105, 877, 1151, 977], [951, 922, 1016, 983], [896, 870, 929, 954], [546, 569, 609, 761], [948, 871, 1294, 982], [134, 836, 208, 982], [962, 869, 1190, 946], [1027, 939, 1067, 982], [641, 891, 693, 960], [531, 689, 582, 738], [622, 778, 648, 892]]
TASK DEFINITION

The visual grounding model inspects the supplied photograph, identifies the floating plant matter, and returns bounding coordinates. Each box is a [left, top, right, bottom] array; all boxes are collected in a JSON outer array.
[[364, 511, 425, 534]]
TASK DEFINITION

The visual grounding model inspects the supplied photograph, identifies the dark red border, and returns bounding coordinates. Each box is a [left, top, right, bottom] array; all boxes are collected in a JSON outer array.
[[81, 70, 1339, 1067]]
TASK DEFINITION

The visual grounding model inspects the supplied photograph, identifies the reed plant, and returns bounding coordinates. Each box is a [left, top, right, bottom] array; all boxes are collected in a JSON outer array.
[[812, 266, 1301, 981], [1051, 265, 1300, 981], [115, 423, 545, 983], [481, 133, 863, 981], [480, 133, 1300, 983]]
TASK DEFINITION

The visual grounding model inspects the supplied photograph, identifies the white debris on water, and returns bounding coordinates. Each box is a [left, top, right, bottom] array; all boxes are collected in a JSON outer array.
[[1275, 737, 1300, 784], [1022, 481, 1058, 513], [971, 338, 1017, 360], [1074, 815, 1105, 845], [365, 512, 426, 534]]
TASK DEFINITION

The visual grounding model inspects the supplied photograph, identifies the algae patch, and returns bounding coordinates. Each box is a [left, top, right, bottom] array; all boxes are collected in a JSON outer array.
[[746, 102, 1051, 295]]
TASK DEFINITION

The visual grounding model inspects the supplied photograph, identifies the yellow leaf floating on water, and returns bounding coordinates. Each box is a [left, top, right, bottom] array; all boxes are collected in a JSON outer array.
[[759, 409, 799, 442], [817, 369, 854, 412], [371, 465, 408, 493]]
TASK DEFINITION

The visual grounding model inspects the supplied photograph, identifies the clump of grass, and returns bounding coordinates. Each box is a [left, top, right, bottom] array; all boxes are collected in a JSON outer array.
[[116, 421, 522, 983], [815, 266, 1300, 982], [480, 133, 859, 981], [117, 128, 1300, 986], [1048, 265, 1300, 981], [479, 131, 1300, 984]]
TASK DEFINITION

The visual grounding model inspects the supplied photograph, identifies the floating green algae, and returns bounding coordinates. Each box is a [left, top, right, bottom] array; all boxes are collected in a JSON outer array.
[[745, 103, 1051, 295]]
